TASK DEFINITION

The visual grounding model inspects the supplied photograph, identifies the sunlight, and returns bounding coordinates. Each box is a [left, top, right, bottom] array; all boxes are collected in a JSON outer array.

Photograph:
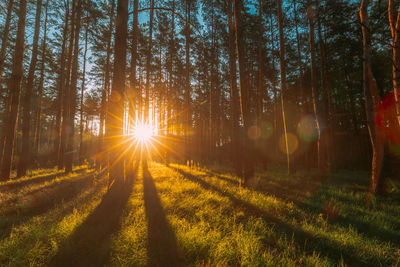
[[133, 123, 154, 144]]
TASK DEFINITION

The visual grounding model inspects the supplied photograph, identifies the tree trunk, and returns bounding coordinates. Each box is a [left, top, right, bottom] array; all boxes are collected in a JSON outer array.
[[228, 0, 240, 174], [316, 0, 332, 169], [79, 16, 89, 165], [360, 0, 385, 203], [233, 0, 254, 184], [107, 0, 128, 184], [17, 0, 43, 177], [59, 0, 75, 169], [389, 0, 400, 127], [0, 0, 14, 86], [185, 0, 191, 166], [65, 0, 83, 173], [307, 4, 322, 170], [34, 0, 50, 156], [0, 0, 27, 180], [145, 0, 154, 122], [277, 0, 291, 174]]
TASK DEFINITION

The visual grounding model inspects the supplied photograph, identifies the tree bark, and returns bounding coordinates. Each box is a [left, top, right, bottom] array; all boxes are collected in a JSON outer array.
[[185, 0, 191, 166], [17, 0, 43, 177], [0, 0, 14, 86], [107, 0, 128, 184], [59, 0, 75, 169], [79, 15, 89, 165], [360, 0, 385, 203], [228, 0, 240, 174], [0, 0, 27, 180], [34, 0, 50, 156], [277, 0, 291, 174], [145, 0, 154, 122], [389, 0, 400, 127], [233, 0, 254, 183], [307, 4, 322, 170], [65, 0, 83, 173]]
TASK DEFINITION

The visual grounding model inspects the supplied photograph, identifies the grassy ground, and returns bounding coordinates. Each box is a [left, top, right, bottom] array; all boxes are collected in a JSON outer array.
[[0, 162, 399, 266]]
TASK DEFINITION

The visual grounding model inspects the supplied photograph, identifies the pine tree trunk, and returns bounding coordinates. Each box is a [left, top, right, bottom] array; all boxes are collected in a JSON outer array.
[[185, 0, 191, 166], [17, 0, 43, 177], [79, 17, 88, 165], [59, 0, 75, 169], [307, 5, 322, 170], [233, 0, 254, 184], [108, 0, 128, 185], [360, 0, 385, 203], [0, 0, 27, 180], [277, 0, 291, 174], [65, 0, 83, 173], [316, 0, 332, 169], [389, 0, 400, 127], [0, 0, 14, 86], [98, 0, 115, 170], [228, 0, 240, 174], [34, 0, 50, 156], [145, 0, 154, 122]]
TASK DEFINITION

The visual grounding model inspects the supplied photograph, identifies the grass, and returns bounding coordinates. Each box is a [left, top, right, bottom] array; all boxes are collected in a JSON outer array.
[[0, 162, 399, 266]]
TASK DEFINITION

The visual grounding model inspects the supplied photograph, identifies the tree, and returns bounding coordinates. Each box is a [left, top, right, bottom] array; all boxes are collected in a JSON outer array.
[[0, 0, 14, 85], [388, 0, 400, 126], [307, 3, 321, 170], [277, 0, 290, 174], [107, 0, 128, 184], [360, 0, 384, 201], [233, 0, 254, 184], [33, 0, 50, 156], [18, 0, 43, 177], [0, 0, 27, 180]]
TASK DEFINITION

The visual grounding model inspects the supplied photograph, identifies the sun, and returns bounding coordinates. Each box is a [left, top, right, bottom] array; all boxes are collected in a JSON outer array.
[[133, 123, 154, 143]]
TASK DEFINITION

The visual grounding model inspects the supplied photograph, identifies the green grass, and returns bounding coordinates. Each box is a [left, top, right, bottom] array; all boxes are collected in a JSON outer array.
[[0, 162, 399, 266]]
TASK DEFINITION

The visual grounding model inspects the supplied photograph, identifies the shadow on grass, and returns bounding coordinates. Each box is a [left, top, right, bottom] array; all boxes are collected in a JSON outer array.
[[0, 172, 97, 240], [142, 161, 181, 266], [170, 166, 389, 267], [49, 162, 138, 267], [0, 168, 87, 192], [299, 192, 400, 247]]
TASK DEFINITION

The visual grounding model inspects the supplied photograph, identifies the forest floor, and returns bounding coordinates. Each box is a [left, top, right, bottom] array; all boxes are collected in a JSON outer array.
[[0, 162, 399, 266]]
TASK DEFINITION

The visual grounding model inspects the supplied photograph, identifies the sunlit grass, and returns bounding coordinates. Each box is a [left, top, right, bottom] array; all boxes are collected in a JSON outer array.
[[0, 163, 398, 266]]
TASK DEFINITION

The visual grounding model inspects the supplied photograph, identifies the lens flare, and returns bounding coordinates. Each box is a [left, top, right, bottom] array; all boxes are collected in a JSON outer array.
[[279, 133, 299, 155], [297, 115, 318, 141]]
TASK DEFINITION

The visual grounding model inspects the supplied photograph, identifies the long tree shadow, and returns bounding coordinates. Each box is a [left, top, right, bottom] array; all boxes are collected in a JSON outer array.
[[170, 166, 391, 267], [0, 172, 97, 240], [49, 162, 138, 267], [142, 161, 181, 266], [0, 167, 88, 192]]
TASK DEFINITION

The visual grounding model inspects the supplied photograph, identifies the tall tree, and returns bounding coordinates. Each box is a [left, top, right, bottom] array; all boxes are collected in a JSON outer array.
[[18, 0, 43, 177], [388, 0, 400, 126], [307, 3, 321, 170], [145, 0, 155, 122], [233, 0, 254, 183], [55, 0, 70, 168], [34, 0, 50, 155], [0, 0, 27, 180], [185, 0, 191, 166], [107, 0, 128, 183], [277, 0, 291, 174], [228, 0, 240, 173], [79, 11, 89, 164], [65, 0, 83, 173], [0, 0, 14, 85], [360, 0, 384, 201]]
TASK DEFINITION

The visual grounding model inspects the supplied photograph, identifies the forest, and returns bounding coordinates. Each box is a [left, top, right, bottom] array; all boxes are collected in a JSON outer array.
[[0, 0, 399, 265]]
